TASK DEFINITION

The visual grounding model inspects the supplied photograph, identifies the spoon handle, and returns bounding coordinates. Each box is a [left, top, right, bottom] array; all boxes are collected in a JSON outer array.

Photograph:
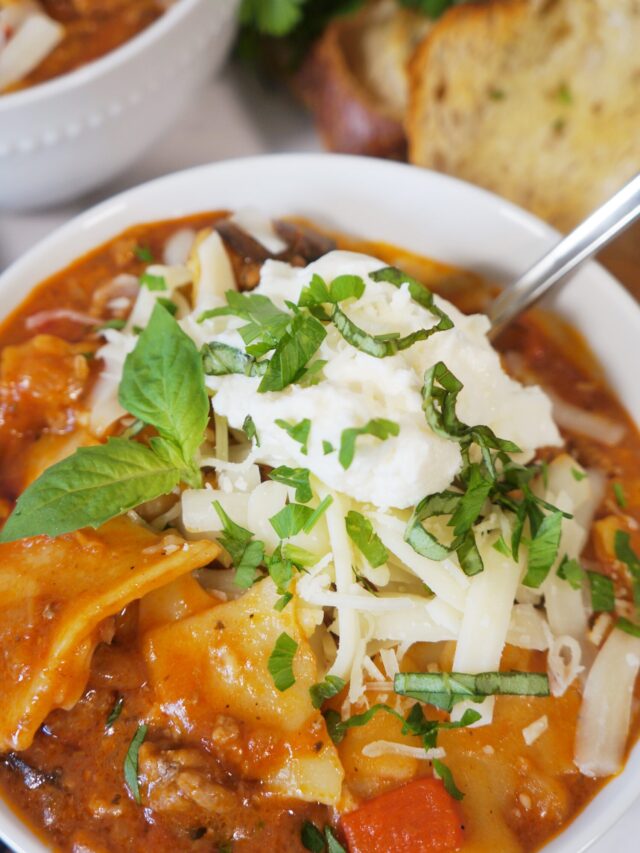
[[489, 172, 640, 337]]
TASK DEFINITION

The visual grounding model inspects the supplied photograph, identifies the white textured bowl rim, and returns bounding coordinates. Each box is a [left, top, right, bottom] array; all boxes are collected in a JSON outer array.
[[0, 153, 639, 853], [0, 0, 204, 110]]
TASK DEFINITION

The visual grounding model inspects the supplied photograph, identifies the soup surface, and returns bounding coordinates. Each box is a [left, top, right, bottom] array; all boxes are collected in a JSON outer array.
[[1, 0, 170, 94], [0, 214, 639, 853]]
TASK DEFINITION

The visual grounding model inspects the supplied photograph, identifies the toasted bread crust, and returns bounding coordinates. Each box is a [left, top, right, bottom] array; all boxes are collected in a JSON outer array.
[[293, 19, 407, 158], [407, 0, 640, 230]]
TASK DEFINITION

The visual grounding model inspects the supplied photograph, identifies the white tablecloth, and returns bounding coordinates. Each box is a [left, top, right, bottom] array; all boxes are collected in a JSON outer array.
[[0, 61, 636, 853]]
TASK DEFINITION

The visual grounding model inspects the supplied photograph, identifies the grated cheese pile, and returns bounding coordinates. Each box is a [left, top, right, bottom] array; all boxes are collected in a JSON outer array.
[[90, 211, 640, 780]]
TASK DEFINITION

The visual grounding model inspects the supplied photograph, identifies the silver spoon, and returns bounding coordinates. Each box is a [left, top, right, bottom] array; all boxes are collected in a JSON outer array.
[[488, 172, 640, 338]]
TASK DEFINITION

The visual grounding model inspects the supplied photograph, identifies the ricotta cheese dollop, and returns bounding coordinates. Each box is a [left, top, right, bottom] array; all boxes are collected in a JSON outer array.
[[202, 250, 561, 509]]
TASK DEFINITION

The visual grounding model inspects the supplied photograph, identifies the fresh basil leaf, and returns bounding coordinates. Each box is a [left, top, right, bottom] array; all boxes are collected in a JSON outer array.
[[213, 501, 265, 588], [202, 341, 267, 377], [557, 555, 585, 590], [309, 675, 346, 709], [276, 418, 311, 454], [433, 759, 464, 800], [394, 670, 550, 712], [268, 632, 298, 691], [345, 510, 388, 568], [522, 511, 563, 588], [269, 466, 312, 502], [329, 275, 366, 303], [258, 312, 326, 392], [139, 273, 166, 291], [124, 723, 148, 804], [301, 821, 325, 853], [243, 414, 260, 446], [339, 418, 400, 469], [0, 438, 183, 543], [587, 571, 615, 612], [119, 302, 209, 463], [106, 697, 124, 729]]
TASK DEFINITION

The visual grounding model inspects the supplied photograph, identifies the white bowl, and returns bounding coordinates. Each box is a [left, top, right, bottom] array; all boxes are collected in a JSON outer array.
[[0, 154, 638, 852], [0, 0, 239, 211]]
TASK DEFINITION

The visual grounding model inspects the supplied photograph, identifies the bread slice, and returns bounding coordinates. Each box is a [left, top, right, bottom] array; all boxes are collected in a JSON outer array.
[[407, 0, 640, 231], [293, 0, 431, 158]]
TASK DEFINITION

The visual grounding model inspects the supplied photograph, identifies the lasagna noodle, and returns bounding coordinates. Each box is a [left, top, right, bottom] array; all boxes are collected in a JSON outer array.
[[0, 517, 218, 751], [143, 577, 344, 805]]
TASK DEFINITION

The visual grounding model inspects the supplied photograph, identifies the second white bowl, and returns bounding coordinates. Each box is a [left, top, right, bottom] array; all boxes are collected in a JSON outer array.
[[0, 0, 239, 211]]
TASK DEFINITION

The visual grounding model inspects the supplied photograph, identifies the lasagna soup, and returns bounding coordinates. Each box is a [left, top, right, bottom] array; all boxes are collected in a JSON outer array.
[[0, 0, 172, 94], [0, 212, 639, 853]]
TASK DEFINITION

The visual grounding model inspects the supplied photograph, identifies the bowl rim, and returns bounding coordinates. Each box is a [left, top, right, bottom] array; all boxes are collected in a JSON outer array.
[[0, 0, 209, 111], [0, 153, 639, 853]]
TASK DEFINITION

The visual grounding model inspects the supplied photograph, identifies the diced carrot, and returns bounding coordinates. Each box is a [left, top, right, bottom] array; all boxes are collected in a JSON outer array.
[[340, 776, 464, 853]]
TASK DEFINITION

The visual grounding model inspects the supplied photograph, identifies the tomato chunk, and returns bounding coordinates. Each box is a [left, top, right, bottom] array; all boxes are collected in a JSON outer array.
[[341, 776, 464, 852]]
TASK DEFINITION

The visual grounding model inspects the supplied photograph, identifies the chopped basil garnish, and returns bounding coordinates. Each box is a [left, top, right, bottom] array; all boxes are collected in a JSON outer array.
[[613, 482, 627, 509], [587, 571, 615, 612], [394, 671, 550, 712], [309, 675, 346, 709], [345, 510, 388, 568], [139, 273, 166, 291], [270, 496, 332, 539], [614, 530, 640, 609], [557, 555, 584, 590], [493, 535, 512, 558], [199, 291, 290, 355], [571, 467, 587, 481], [97, 318, 126, 331], [521, 511, 563, 588], [258, 311, 327, 393], [106, 697, 124, 729], [617, 617, 640, 638], [156, 297, 178, 316], [270, 503, 315, 539], [298, 273, 365, 307], [134, 245, 154, 262], [202, 341, 267, 377], [269, 466, 312, 502], [243, 414, 260, 446], [213, 501, 265, 588], [268, 632, 298, 691], [322, 440, 334, 455], [281, 542, 319, 567], [301, 821, 325, 853], [325, 828, 346, 853], [449, 466, 493, 537], [276, 417, 311, 454], [339, 418, 399, 469], [433, 759, 464, 801], [124, 723, 147, 804]]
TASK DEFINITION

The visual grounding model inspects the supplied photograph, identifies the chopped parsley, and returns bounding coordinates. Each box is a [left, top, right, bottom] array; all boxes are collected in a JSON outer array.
[[269, 466, 313, 502], [139, 272, 167, 291], [587, 571, 615, 612], [213, 501, 265, 588]]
